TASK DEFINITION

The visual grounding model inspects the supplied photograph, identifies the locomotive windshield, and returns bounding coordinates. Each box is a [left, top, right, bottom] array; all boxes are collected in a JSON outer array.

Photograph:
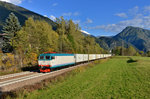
[[51, 56, 55, 60], [39, 56, 44, 59], [39, 54, 55, 60], [46, 56, 50, 59]]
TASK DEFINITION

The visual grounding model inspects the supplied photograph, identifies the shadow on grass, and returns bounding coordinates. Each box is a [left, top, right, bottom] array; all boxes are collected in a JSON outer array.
[[127, 57, 138, 63]]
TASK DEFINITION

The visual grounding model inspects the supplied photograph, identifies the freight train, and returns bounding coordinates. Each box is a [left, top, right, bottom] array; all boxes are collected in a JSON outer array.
[[38, 52, 111, 72]]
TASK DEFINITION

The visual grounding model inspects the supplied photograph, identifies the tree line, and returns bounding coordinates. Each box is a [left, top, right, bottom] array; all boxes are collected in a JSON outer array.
[[111, 46, 150, 56], [0, 13, 104, 69], [1, 13, 149, 70]]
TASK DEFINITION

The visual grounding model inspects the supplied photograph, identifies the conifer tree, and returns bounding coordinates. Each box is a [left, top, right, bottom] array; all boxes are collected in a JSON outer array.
[[2, 12, 21, 52]]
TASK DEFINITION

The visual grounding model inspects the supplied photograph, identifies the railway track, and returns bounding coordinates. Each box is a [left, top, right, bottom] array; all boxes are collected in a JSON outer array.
[[0, 72, 36, 82], [0, 71, 34, 80], [0, 63, 89, 93]]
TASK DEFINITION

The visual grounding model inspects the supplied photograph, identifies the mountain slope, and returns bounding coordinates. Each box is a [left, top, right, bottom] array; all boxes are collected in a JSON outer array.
[[0, 1, 56, 32], [97, 26, 150, 52], [96, 36, 132, 50], [114, 26, 150, 51]]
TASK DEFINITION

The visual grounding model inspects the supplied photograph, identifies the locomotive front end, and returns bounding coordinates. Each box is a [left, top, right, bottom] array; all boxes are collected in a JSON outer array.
[[38, 54, 51, 72]]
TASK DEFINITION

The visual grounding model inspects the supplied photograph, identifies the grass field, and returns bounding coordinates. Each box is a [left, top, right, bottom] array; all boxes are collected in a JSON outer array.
[[18, 56, 150, 99]]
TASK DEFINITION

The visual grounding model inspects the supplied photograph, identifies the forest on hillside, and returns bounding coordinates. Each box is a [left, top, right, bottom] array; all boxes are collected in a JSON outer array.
[[0, 13, 104, 70]]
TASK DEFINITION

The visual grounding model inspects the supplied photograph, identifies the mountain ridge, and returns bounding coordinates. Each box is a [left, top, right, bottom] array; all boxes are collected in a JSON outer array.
[[0, 1, 56, 33], [97, 26, 150, 52]]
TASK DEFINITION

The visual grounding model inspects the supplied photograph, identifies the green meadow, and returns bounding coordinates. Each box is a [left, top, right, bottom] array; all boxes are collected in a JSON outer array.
[[18, 56, 150, 99]]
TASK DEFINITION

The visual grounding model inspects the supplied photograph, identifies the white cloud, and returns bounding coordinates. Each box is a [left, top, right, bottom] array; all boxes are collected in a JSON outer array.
[[73, 20, 80, 24], [143, 6, 150, 15], [63, 12, 72, 16], [27, 0, 32, 3], [87, 24, 122, 33], [73, 12, 79, 16], [49, 15, 56, 21], [86, 6, 150, 33], [86, 16, 150, 33], [0, 0, 23, 5], [85, 18, 93, 24], [80, 30, 90, 35], [62, 12, 79, 16], [128, 6, 139, 16], [115, 13, 127, 18], [44, 15, 48, 17], [144, 6, 150, 12], [52, 3, 58, 7]]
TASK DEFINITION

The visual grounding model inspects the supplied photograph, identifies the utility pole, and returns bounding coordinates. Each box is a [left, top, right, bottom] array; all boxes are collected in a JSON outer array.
[[122, 40, 124, 56], [114, 41, 116, 55], [59, 34, 63, 53], [88, 44, 89, 63]]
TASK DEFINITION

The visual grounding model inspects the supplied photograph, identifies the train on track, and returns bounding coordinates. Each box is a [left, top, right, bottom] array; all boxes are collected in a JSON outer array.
[[38, 52, 112, 72]]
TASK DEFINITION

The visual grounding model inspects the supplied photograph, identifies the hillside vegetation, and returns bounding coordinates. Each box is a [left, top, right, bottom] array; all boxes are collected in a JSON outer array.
[[15, 56, 150, 99], [0, 14, 104, 70], [0, 1, 56, 32]]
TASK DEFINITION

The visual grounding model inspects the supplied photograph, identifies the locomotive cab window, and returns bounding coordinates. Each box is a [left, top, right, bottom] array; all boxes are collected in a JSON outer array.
[[51, 56, 55, 60], [39, 56, 44, 59], [46, 56, 50, 60]]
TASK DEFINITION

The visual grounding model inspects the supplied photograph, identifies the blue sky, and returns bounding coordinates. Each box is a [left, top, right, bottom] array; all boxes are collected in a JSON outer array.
[[1, 0, 150, 36]]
